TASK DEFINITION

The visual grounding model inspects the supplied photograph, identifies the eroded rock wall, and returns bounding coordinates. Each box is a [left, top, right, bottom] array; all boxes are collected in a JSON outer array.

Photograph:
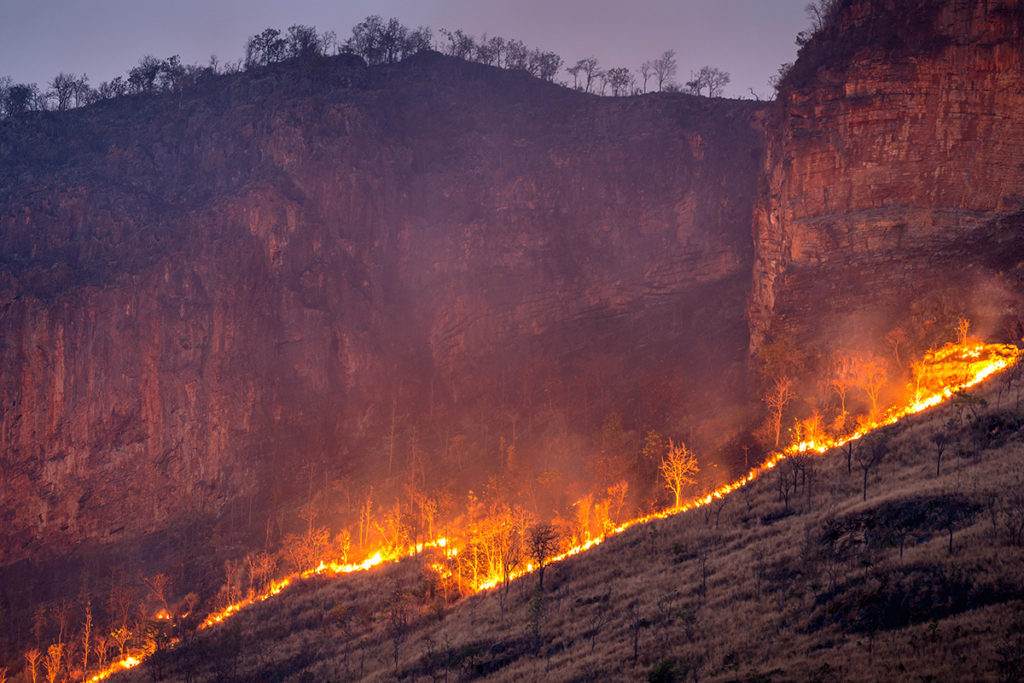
[[0, 53, 766, 566], [750, 0, 1024, 359]]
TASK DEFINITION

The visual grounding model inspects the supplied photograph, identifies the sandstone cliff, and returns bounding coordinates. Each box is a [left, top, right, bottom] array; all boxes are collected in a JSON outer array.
[[0, 53, 765, 573], [750, 0, 1024, 364]]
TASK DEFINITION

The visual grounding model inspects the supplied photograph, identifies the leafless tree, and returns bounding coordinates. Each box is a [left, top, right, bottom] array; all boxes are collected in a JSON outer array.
[[528, 50, 563, 82], [49, 73, 78, 111], [23, 648, 41, 683], [855, 435, 887, 501], [764, 375, 795, 448], [527, 523, 559, 590], [651, 50, 677, 91], [503, 39, 529, 70], [572, 57, 601, 93], [660, 439, 700, 508], [474, 34, 503, 65], [638, 61, 653, 93], [686, 65, 731, 97], [440, 27, 475, 60], [932, 422, 954, 476]]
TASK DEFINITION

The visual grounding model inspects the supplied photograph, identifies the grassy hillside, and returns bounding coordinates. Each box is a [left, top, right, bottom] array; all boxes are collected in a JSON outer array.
[[122, 372, 1024, 682]]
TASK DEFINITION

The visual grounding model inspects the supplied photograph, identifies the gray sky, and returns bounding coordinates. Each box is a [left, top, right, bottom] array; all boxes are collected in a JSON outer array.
[[0, 0, 810, 100]]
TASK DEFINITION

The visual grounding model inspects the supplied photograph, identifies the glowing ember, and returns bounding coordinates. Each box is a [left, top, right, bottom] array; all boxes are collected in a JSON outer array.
[[87, 655, 142, 682]]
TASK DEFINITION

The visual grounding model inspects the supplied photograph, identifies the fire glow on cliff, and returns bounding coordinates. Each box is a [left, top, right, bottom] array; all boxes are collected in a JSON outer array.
[[85, 336, 1018, 681]]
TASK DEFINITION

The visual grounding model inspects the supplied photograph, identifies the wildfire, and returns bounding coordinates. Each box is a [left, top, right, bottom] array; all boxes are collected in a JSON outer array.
[[87, 655, 141, 683], [82, 336, 1018, 681]]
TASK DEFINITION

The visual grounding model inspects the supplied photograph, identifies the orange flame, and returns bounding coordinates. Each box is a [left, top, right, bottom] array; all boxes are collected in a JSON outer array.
[[85, 338, 1018, 680]]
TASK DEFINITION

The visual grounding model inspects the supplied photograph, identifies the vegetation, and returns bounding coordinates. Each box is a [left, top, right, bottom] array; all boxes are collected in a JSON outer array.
[[1, 15, 735, 122], [57, 370, 1016, 681]]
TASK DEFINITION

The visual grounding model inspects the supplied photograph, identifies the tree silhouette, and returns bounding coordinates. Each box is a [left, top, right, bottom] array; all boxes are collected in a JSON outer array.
[[651, 50, 677, 91], [660, 439, 699, 508], [686, 66, 731, 97], [527, 523, 559, 590]]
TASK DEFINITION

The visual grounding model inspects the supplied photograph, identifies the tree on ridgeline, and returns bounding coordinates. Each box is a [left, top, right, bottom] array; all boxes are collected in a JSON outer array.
[[128, 55, 164, 94], [528, 49, 562, 81], [606, 67, 634, 96], [440, 27, 475, 60], [346, 16, 430, 65], [660, 439, 699, 508], [284, 24, 324, 60], [571, 57, 602, 93], [49, 72, 79, 110], [638, 60, 653, 93], [3, 82, 37, 117], [686, 65, 731, 97], [651, 50, 677, 91], [499, 39, 526, 70], [474, 34, 504, 65]]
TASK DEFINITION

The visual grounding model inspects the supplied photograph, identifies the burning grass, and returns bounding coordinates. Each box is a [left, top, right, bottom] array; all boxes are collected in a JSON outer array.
[[103, 337, 1024, 681]]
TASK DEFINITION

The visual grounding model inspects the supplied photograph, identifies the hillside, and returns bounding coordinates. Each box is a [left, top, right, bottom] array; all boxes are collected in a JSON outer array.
[[119, 367, 1024, 682], [5, 0, 1024, 678]]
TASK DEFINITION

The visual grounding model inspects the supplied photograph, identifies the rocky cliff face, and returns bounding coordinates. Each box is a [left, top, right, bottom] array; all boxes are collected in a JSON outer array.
[[750, 0, 1024, 362], [0, 53, 765, 568]]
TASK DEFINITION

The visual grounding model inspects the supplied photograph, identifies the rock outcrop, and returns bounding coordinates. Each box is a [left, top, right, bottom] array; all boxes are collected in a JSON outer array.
[[0, 53, 766, 568], [750, 0, 1024, 361]]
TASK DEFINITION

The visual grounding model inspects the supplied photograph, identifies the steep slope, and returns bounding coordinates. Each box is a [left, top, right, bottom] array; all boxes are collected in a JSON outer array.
[[750, 0, 1024, 363], [0, 53, 765, 576], [119, 370, 1024, 682]]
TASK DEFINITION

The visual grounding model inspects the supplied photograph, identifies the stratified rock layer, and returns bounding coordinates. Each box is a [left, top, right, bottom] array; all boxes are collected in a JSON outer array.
[[0, 54, 766, 565], [750, 0, 1024, 358]]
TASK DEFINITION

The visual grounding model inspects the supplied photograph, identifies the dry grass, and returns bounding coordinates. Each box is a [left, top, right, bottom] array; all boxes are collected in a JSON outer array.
[[124, 377, 1024, 682]]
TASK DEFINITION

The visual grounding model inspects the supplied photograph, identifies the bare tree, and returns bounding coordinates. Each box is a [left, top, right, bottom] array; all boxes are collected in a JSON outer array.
[[503, 39, 529, 70], [42, 643, 62, 683], [764, 376, 795, 448], [651, 50, 677, 91], [660, 439, 700, 508], [638, 61, 653, 93], [932, 422, 954, 476], [855, 435, 887, 501], [24, 648, 41, 683], [527, 523, 559, 590], [566, 63, 583, 89], [573, 57, 601, 93], [474, 34, 503, 65], [686, 66, 731, 97], [528, 50, 563, 82], [49, 73, 78, 111], [857, 357, 888, 421]]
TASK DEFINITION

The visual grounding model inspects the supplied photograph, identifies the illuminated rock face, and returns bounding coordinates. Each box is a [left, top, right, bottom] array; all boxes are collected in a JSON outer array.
[[749, 0, 1024, 356], [0, 53, 765, 564]]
